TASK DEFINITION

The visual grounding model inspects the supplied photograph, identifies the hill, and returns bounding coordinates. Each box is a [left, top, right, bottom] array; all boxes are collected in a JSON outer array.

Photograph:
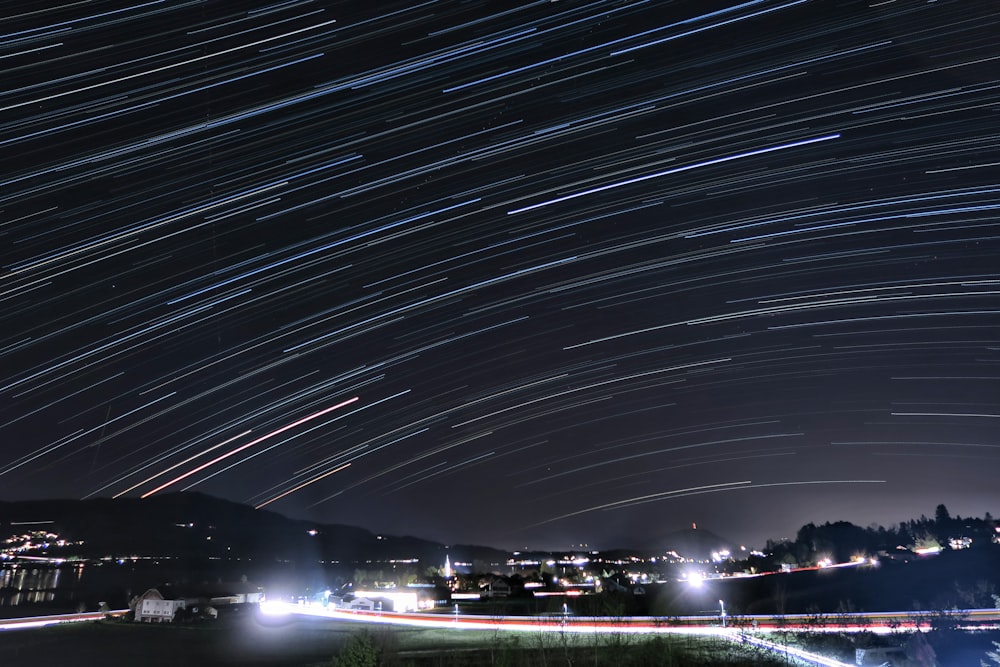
[[0, 492, 507, 568]]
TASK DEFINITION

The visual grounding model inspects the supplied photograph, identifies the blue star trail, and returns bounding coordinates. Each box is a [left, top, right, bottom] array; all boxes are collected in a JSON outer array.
[[1, 0, 998, 549]]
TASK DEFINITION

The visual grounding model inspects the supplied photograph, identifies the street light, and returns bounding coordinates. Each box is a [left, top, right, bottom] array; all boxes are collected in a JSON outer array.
[[719, 599, 726, 628]]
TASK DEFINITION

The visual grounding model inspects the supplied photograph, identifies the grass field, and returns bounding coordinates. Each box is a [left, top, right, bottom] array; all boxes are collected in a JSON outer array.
[[0, 611, 803, 666]]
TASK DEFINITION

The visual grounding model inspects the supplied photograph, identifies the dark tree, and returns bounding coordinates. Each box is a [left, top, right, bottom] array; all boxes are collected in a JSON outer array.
[[934, 504, 954, 545], [935, 504, 951, 525]]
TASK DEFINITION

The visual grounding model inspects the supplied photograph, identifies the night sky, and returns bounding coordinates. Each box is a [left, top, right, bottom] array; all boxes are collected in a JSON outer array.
[[2, 0, 999, 551]]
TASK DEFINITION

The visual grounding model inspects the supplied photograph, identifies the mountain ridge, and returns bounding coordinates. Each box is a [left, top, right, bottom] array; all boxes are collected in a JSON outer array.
[[0, 492, 510, 567], [0, 492, 746, 568]]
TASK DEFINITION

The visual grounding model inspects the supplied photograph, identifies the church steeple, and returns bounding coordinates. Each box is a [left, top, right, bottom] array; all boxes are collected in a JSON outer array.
[[443, 554, 452, 579]]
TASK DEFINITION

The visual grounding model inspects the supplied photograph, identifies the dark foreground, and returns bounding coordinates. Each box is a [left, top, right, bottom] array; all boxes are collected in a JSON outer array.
[[0, 612, 790, 667], [7, 610, 999, 666]]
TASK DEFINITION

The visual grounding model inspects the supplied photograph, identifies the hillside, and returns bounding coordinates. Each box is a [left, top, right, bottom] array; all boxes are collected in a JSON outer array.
[[0, 492, 506, 567]]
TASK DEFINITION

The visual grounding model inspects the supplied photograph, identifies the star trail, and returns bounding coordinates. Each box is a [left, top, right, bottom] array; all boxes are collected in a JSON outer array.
[[2, 0, 998, 549]]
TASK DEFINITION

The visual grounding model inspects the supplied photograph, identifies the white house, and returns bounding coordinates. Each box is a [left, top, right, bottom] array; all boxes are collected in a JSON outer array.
[[133, 588, 185, 623], [346, 597, 375, 611], [132, 581, 262, 623]]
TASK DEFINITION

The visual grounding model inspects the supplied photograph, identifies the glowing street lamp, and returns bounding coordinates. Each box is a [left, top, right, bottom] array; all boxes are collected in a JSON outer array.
[[719, 599, 727, 628]]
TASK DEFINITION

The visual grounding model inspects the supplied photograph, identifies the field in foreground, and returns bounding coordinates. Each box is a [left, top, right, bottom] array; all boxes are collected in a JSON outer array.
[[0, 612, 798, 667]]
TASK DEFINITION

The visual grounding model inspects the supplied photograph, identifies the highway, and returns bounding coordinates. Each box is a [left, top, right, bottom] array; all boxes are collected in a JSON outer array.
[[0, 609, 128, 631], [258, 602, 1000, 666], [4, 602, 997, 634], [5, 603, 997, 666], [260, 601, 1000, 633], [260, 601, 855, 665]]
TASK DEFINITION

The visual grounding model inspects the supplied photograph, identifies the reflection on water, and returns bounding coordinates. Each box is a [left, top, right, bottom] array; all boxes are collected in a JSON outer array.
[[0, 561, 226, 612], [0, 563, 84, 606], [1, 560, 315, 613]]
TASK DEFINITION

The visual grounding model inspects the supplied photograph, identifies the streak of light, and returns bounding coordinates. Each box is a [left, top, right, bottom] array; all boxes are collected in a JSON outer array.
[[529, 481, 752, 528], [255, 463, 351, 509], [140, 397, 359, 497], [891, 412, 1000, 419], [507, 134, 840, 215], [532, 480, 886, 528], [112, 430, 253, 498]]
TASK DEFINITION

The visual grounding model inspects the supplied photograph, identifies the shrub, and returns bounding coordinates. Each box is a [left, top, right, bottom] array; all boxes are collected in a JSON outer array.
[[332, 631, 378, 667]]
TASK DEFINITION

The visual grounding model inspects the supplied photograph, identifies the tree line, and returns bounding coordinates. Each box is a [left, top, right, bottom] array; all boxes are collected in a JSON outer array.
[[745, 504, 996, 571]]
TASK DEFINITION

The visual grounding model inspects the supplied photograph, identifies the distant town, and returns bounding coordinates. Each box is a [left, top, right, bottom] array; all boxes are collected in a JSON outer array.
[[3, 495, 1000, 666], [2, 496, 999, 614]]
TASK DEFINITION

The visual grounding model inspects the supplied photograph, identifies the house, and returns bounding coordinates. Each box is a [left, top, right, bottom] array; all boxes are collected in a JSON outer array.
[[207, 584, 262, 607], [133, 588, 185, 623], [131, 580, 262, 623], [327, 594, 376, 611], [481, 577, 510, 598], [190, 579, 262, 607], [345, 597, 375, 611]]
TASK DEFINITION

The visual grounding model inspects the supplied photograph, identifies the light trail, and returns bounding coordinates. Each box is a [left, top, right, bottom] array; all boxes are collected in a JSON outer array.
[[255, 462, 350, 509], [4, 0, 1000, 546], [532, 479, 886, 528], [140, 397, 359, 497], [528, 481, 752, 528], [260, 603, 1000, 666], [0, 610, 129, 631], [112, 430, 252, 499], [507, 134, 840, 214]]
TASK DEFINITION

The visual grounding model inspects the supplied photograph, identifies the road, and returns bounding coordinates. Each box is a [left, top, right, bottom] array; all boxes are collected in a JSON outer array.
[[0, 609, 128, 631], [259, 602, 1000, 666], [6, 603, 997, 665], [261, 601, 1000, 632]]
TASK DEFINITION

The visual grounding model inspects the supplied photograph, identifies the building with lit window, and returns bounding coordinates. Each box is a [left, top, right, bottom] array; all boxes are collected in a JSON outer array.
[[133, 588, 185, 623]]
